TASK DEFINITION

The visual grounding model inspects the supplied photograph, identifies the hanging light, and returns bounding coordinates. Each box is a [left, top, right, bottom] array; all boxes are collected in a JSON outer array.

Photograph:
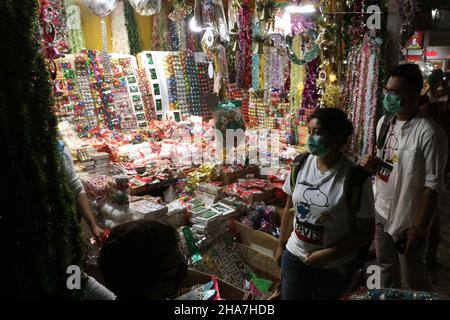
[[286, 1, 316, 14], [189, 16, 202, 33]]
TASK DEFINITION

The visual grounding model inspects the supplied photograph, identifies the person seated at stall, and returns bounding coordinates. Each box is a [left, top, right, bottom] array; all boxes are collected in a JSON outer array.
[[276, 108, 375, 300], [58, 139, 104, 242], [99, 220, 188, 300]]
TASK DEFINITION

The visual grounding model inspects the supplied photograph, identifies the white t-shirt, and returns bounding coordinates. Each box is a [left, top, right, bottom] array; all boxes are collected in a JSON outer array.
[[83, 275, 116, 300], [373, 114, 448, 241], [282, 155, 375, 268], [375, 120, 406, 219]]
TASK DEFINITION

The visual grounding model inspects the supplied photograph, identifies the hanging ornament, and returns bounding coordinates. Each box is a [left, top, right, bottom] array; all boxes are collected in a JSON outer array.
[[169, 1, 192, 22], [202, 27, 216, 52], [84, 0, 117, 81], [84, 0, 117, 17], [208, 61, 214, 79], [128, 0, 161, 15], [285, 33, 319, 65]]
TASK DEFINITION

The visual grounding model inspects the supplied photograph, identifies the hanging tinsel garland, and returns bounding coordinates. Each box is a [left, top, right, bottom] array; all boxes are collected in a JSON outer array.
[[289, 35, 305, 113], [237, 1, 252, 89], [1, 0, 83, 298], [124, 0, 142, 55], [251, 16, 260, 90], [299, 57, 320, 122], [152, 1, 169, 51], [65, 1, 85, 53], [40, 0, 70, 53], [111, 0, 131, 54]]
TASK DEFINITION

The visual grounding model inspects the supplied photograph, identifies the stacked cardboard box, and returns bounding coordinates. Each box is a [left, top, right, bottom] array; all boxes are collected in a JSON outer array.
[[91, 152, 110, 175], [129, 200, 168, 221]]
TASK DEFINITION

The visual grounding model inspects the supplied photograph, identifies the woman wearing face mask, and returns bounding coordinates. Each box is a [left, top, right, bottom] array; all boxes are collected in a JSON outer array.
[[276, 108, 375, 300]]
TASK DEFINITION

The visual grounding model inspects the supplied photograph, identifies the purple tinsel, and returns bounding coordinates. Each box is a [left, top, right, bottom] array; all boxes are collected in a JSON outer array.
[[300, 57, 320, 121]]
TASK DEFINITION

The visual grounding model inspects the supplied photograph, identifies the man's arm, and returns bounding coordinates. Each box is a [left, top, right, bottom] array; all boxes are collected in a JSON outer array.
[[405, 127, 448, 254], [78, 192, 104, 240], [61, 145, 103, 240], [414, 188, 438, 232]]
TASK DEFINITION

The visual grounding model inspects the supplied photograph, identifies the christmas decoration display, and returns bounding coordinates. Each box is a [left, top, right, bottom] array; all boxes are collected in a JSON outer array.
[[111, 0, 131, 54]]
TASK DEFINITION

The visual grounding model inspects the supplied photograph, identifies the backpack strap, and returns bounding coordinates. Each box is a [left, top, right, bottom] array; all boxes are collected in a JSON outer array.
[[346, 165, 370, 216], [346, 165, 372, 270], [376, 113, 394, 150], [290, 153, 310, 193]]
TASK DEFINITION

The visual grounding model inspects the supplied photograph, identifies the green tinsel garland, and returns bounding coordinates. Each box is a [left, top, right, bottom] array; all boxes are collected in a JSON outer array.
[[124, 0, 142, 55], [0, 0, 84, 298]]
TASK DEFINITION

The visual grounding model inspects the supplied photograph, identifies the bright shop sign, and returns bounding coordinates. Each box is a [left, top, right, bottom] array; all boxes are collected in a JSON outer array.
[[424, 47, 450, 59]]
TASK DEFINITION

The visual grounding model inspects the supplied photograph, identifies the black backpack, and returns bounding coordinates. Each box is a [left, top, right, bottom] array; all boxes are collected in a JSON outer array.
[[289, 153, 371, 269]]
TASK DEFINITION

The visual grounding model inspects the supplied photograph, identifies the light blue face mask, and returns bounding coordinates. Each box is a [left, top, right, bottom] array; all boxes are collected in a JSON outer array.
[[307, 135, 330, 158], [383, 93, 403, 113]]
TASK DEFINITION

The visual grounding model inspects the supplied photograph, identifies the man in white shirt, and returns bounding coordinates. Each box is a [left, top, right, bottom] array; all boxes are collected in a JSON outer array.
[[363, 64, 448, 290]]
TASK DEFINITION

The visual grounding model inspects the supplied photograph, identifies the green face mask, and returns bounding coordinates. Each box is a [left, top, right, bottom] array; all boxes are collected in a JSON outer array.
[[383, 93, 403, 113], [307, 135, 330, 158]]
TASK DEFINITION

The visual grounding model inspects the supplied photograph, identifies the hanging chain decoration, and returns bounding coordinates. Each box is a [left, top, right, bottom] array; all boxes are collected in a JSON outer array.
[[101, 16, 112, 82]]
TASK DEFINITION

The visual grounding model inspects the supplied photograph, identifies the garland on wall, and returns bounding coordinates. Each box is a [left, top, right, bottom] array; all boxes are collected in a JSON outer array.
[[65, 0, 85, 53], [152, 0, 169, 51], [40, 0, 70, 54], [111, 0, 131, 54], [0, 0, 83, 298], [341, 34, 382, 160], [124, 0, 142, 55], [237, 1, 253, 90]]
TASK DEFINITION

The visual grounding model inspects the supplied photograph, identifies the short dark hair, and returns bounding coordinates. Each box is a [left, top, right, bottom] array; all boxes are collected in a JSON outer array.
[[307, 107, 353, 148], [99, 220, 179, 299], [390, 64, 423, 95]]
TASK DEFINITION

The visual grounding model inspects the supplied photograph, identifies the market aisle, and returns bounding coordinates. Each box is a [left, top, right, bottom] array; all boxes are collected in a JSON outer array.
[[429, 180, 450, 298]]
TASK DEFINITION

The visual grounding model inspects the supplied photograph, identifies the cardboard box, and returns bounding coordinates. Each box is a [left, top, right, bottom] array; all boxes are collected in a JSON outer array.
[[197, 183, 223, 196], [195, 190, 220, 206], [181, 269, 247, 300], [221, 166, 260, 185], [90, 152, 109, 161], [234, 220, 278, 258], [237, 243, 281, 282], [243, 188, 274, 204]]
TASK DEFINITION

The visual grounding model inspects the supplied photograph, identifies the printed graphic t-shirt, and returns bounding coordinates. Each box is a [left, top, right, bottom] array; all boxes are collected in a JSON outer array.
[[375, 120, 406, 220], [282, 155, 375, 268]]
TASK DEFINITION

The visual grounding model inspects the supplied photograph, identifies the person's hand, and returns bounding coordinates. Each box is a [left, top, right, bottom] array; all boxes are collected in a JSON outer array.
[[91, 225, 104, 244], [275, 245, 285, 267], [304, 248, 334, 268], [404, 228, 423, 256], [360, 155, 380, 173], [267, 287, 281, 300]]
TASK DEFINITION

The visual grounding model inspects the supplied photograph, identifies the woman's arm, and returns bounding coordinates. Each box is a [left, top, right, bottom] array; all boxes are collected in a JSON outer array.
[[275, 196, 294, 266]]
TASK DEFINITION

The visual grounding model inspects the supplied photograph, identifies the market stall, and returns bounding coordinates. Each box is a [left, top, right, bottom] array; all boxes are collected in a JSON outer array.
[[38, 0, 425, 301]]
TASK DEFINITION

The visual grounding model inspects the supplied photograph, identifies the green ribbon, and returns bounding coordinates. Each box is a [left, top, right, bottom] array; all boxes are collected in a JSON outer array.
[[246, 270, 273, 293], [182, 226, 202, 263]]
